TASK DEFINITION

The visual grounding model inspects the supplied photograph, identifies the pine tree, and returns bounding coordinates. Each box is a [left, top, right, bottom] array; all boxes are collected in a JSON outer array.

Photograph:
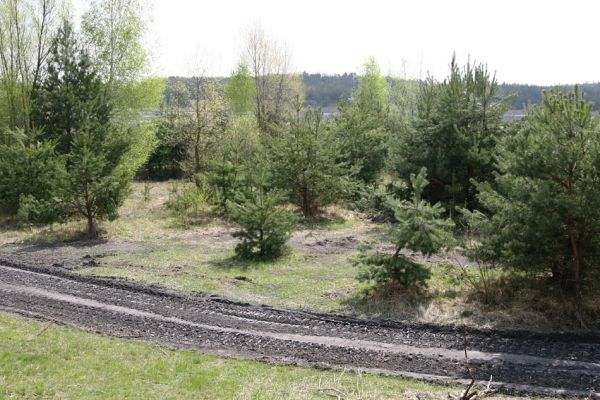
[[270, 107, 356, 218], [32, 20, 110, 155], [333, 58, 390, 184], [227, 188, 296, 260], [66, 125, 130, 237], [388, 55, 508, 213], [205, 159, 241, 212], [355, 168, 454, 287], [34, 19, 132, 238], [475, 86, 600, 323]]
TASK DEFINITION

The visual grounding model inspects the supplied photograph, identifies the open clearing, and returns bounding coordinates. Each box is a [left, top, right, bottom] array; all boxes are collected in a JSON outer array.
[[1, 182, 594, 332]]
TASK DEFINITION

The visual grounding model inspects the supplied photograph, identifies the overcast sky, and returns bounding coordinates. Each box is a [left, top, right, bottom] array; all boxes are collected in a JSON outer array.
[[80, 0, 600, 84]]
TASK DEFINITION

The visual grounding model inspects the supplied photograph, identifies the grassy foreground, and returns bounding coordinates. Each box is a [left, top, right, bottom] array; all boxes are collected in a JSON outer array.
[[0, 313, 477, 400]]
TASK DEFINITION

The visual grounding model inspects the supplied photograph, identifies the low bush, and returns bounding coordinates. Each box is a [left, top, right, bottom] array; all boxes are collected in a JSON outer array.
[[227, 189, 296, 260], [354, 249, 431, 287], [165, 185, 211, 225], [354, 168, 453, 289]]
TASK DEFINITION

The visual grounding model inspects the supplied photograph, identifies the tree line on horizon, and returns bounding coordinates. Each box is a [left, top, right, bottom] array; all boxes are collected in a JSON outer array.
[[163, 73, 600, 111]]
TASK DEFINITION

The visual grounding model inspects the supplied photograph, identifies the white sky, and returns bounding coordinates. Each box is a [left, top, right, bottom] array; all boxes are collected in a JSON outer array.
[[79, 0, 600, 84]]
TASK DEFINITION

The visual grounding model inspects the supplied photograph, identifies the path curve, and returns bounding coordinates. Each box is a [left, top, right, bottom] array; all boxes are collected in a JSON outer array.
[[0, 263, 598, 397]]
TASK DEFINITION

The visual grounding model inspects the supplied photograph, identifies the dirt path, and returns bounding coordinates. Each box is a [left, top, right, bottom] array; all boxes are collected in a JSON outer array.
[[0, 263, 598, 397]]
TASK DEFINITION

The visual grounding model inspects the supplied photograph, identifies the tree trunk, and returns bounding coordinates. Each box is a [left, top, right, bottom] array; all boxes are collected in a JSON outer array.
[[302, 187, 310, 219], [259, 228, 264, 257], [569, 233, 584, 327], [194, 135, 201, 188], [87, 214, 98, 239]]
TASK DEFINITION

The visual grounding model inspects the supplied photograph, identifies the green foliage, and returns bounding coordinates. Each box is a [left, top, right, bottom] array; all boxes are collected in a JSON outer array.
[[202, 114, 264, 213], [65, 125, 131, 237], [352, 176, 408, 220], [334, 58, 390, 183], [115, 77, 166, 113], [0, 135, 66, 222], [0, 127, 27, 146], [184, 79, 230, 183], [143, 108, 188, 180], [116, 121, 158, 178], [32, 20, 111, 155], [81, 0, 148, 98], [355, 58, 389, 120], [270, 108, 356, 218], [387, 168, 455, 256], [165, 185, 211, 225], [0, 0, 64, 133], [355, 251, 431, 287], [474, 86, 600, 320], [355, 168, 453, 288], [388, 55, 509, 213], [33, 19, 134, 237], [216, 114, 262, 165], [205, 160, 241, 212], [227, 189, 296, 260], [225, 63, 255, 115]]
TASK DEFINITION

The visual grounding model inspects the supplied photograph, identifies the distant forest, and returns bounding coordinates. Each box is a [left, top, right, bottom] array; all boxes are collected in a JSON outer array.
[[163, 74, 600, 111]]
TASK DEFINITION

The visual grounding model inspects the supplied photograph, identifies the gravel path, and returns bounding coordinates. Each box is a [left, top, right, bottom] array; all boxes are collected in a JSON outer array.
[[0, 263, 598, 397]]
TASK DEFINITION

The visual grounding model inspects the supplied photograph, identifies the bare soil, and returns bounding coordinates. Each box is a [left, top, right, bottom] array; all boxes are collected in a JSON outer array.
[[0, 260, 598, 398]]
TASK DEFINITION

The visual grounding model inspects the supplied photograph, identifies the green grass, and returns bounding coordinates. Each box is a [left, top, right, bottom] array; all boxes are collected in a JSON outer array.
[[0, 313, 467, 399], [82, 247, 360, 311]]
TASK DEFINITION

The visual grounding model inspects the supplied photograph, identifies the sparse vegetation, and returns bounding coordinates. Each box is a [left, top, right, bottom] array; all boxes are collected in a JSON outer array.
[[165, 184, 212, 225]]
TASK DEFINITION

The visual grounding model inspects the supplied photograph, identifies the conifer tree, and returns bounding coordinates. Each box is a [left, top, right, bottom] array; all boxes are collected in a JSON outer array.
[[389, 55, 508, 212], [334, 58, 390, 183], [34, 19, 132, 237], [227, 188, 296, 260], [270, 107, 356, 218], [475, 87, 600, 323], [205, 159, 241, 212], [33, 20, 111, 155], [355, 168, 453, 287]]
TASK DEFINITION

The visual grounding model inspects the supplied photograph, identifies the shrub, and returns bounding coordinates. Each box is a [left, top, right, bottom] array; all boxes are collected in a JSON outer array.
[[0, 137, 67, 223], [354, 168, 453, 288], [165, 185, 211, 225], [227, 189, 296, 260], [355, 249, 431, 287]]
